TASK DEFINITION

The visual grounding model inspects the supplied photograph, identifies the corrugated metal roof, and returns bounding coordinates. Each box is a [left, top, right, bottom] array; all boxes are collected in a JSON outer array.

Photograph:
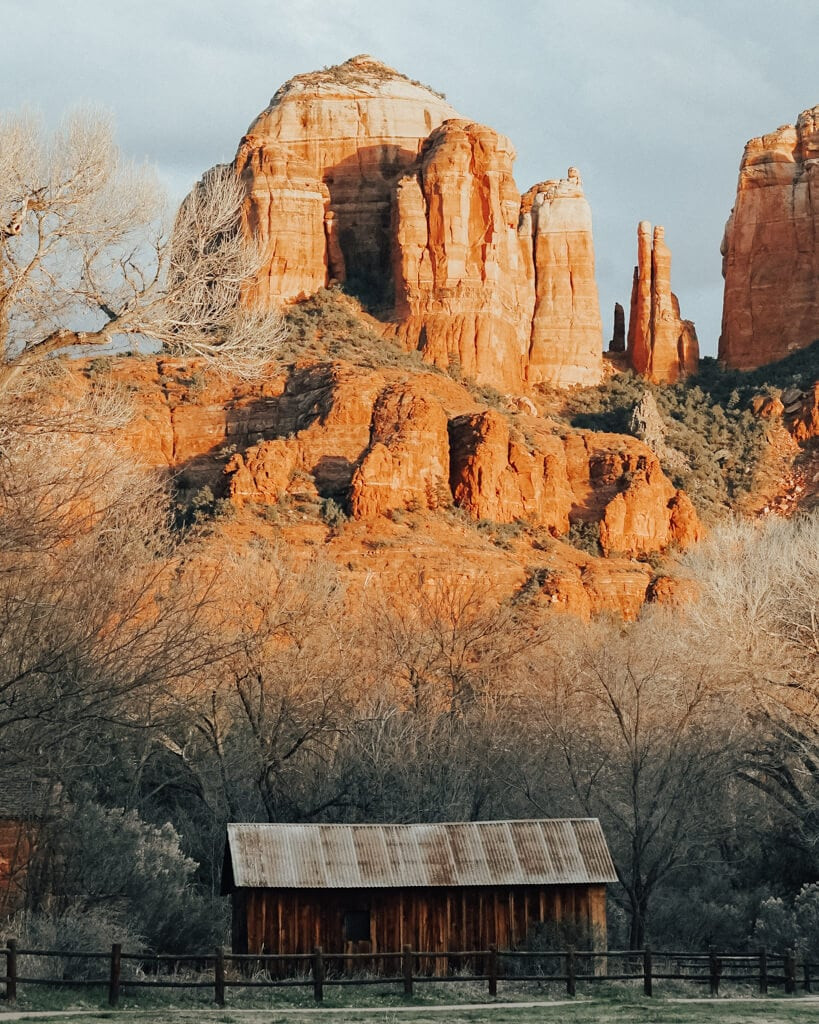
[[225, 819, 618, 889]]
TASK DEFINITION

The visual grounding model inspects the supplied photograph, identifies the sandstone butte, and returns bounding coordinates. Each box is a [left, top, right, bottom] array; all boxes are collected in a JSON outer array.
[[626, 221, 699, 384], [720, 105, 819, 369], [56, 346, 701, 622], [231, 56, 605, 392]]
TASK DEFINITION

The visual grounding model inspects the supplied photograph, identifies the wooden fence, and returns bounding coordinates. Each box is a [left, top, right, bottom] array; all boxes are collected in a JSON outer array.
[[1, 940, 816, 1007]]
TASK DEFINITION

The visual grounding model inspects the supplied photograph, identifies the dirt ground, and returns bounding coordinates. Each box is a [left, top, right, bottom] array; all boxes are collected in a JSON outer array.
[[1, 996, 819, 1024]]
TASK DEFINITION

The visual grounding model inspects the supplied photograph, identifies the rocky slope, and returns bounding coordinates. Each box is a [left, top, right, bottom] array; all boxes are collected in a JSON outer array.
[[720, 105, 819, 369], [66, 307, 702, 620], [232, 56, 606, 392]]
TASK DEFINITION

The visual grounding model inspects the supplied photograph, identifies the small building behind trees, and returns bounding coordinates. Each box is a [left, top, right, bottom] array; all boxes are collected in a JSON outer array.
[[0, 776, 51, 915], [222, 819, 617, 956]]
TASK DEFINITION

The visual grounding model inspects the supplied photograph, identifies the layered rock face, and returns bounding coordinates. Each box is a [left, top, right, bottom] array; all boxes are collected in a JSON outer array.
[[719, 106, 819, 369], [448, 410, 573, 533], [521, 170, 604, 386], [349, 382, 451, 518], [231, 57, 606, 392], [392, 120, 535, 391], [236, 55, 457, 306], [627, 221, 699, 383]]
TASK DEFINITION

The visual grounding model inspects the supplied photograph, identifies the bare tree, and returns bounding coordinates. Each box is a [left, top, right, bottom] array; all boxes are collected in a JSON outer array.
[[515, 613, 737, 948], [169, 547, 358, 824], [362, 575, 549, 713], [0, 424, 224, 791], [0, 110, 286, 389], [683, 513, 819, 853]]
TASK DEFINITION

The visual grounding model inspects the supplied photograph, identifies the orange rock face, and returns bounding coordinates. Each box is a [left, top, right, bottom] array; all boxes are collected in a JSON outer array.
[[627, 222, 699, 383], [350, 382, 451, 518], [236, 56, 457, 306], [599, 466, 702, 557], [227, 57, 607, 392], [785, 383, 819, 442], [520, 170, 604, 386], [392, 120, 535, 391], [448, 410, 573, 533], [48, 349, 707, 620], [720, 106, 819, 369]]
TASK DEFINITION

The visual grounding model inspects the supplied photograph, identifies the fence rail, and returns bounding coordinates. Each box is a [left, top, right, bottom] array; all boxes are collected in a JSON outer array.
[[1, 938, 816, 1007]]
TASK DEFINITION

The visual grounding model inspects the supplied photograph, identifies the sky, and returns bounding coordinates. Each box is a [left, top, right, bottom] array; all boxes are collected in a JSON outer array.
[[2, 0, 817, 356]]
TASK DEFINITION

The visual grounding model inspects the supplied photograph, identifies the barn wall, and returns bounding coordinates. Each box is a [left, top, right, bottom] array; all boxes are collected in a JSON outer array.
[[234, 884, 608, 956], [0, 820, 34, 915]]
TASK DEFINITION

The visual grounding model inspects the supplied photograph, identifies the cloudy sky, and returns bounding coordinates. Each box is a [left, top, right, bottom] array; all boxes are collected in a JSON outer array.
[[3, 0, 817, 355]]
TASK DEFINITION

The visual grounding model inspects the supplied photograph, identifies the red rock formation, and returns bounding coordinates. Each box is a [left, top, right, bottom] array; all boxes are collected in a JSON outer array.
[[448, 410, 573, 533], [350, 382, 450, 518], [720, 106, 819, 369], [598, 465, 701, 557], [392, 120, 535, 391], [627, 222, 699, 383], [785, 383, 819, 442], [520, 170, 604, 386], [228, 58, 611, 392], [236, 56, 457, 306], [227, 439, 303, 508], [40, 350, 710, 619], [448, 410, 701, 556]]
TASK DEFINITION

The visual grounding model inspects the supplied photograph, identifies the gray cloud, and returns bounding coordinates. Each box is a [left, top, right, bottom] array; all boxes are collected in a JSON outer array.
[[3, 0, 817, 355]]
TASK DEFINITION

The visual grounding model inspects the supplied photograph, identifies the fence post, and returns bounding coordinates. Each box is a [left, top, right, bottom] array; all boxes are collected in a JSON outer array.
[[5, 940, 16, 1003], [643, 944, 652, 997], [566, 945, 576, 997], [313, 946, 324, 1003], [402, 944, 413, 996], [758, 945, 767, 995], [709, 945, 721, 997], [108, 943, 121, 1007], [803, 961, 812, 993], [487, 944, 498, 997], [785, 949, 796, 995], [214, 946, 225, 1007]]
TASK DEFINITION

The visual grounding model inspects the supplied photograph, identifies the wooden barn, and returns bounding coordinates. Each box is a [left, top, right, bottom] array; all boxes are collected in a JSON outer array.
[[222, 819, 618, 956], [0, 776, 50, 916]]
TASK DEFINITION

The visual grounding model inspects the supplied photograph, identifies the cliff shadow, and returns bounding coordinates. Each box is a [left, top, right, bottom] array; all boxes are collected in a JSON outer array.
[[167, 361, 368, 521], [322, 144, 419, 315]]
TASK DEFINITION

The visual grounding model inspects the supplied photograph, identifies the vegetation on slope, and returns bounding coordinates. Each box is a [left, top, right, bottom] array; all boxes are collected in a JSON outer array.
[[556, 342, 819, 522]]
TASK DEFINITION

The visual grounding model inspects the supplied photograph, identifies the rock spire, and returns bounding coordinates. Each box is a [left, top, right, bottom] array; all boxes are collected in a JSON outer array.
[[626, 221, 698, 384]]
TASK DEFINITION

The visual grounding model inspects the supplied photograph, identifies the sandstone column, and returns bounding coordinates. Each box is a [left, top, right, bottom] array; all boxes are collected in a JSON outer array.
[[610, 302, 625, 352], [626, 222, 698, 383], [522, 169, 604, 387]]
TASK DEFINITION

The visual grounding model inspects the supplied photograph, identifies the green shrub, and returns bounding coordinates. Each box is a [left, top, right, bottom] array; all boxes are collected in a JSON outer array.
[[282, 288, 429, 372], [320, 497, 348, 528], [566, 519, 601, 556], [559, 365, 780, 523]]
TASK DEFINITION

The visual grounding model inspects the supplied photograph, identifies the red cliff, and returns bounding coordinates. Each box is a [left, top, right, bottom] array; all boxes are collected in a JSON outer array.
[[719, 105, 819, 369], [391, 120, 535, 391]]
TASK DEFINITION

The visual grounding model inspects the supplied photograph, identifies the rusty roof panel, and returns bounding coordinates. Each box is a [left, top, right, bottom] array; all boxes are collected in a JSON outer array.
[[226, 819, 617, 889]]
